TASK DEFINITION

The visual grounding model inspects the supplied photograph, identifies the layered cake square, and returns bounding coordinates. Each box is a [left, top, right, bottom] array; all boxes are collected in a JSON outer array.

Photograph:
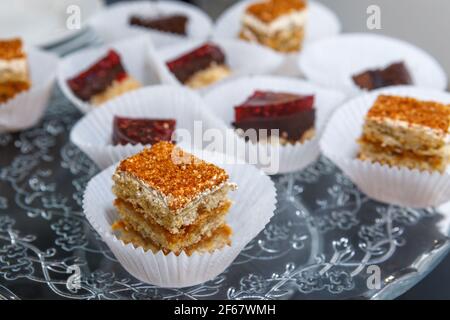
[[112, 142, 236, 255], [67, 50, 141, 105], [233, 90, 315, 144], [0, 38, 31, 104], [112, 116, 176, 146], [129, 14, 188, 35], [166, 43, 231, 89], [352, 62, 413, 91], [358, 95, 450, 172], [239, 0, 308, 52]]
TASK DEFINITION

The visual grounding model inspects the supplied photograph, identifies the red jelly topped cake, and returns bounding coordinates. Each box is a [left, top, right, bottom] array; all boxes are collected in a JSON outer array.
[[113, 116, 176, 146], [166, 43, 231, 89], [67, 50, 141, 105], [129, 14, 188, 35], [352, 61, 413, 91], [233, 90, 315, 144]]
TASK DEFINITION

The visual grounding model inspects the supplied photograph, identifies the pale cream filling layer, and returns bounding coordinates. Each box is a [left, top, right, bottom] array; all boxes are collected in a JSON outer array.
[[0, 58, 28, 83], [242, 9, 307, 35]]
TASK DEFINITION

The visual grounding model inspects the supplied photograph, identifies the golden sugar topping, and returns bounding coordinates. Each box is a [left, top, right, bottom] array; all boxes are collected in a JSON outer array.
[[0, 38, 25, 60], [245, 0, 307, 23], [367, 95, 450, 133], [117, 142, 229, 211]]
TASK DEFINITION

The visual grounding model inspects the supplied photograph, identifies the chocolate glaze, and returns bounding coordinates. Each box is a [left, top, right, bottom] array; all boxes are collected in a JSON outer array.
[[352, 62, 413, 91], [129, 14, 188, 35]]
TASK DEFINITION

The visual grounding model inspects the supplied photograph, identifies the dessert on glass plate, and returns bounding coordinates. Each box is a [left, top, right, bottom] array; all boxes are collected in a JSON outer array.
[[357, 95, 450, 173], [352, 61, 413, 91], [0, 37, 58, 132], [203, 76, 345, 174], [239, 0, 308, 52], [129, 14, 188, 35], [233, 90, 315, 145], [112, 116, 176, 146], [320, 86, 450, 208], [166, 43, 231, 89], [111, 142, 237, 255], [67, 49, 141, 106], [83, 136, 275, 287], [0, 38, 31, 104]]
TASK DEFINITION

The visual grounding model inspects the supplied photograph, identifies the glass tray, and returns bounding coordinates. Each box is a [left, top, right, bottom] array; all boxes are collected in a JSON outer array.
[[0, 89, 449, 300]]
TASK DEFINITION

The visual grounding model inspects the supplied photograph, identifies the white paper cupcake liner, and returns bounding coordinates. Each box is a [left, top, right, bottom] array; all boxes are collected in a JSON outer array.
[[320, 86, 450, 208], [88, 0, 213, 48], [83, 149, 276, 287], [212, 0, 341, 57], [151, 38, 285, 94], [203, 75, 346, 174], [70, 85, 230, 169], [0, 47, 58, 133], [299, 33, 448, 97]]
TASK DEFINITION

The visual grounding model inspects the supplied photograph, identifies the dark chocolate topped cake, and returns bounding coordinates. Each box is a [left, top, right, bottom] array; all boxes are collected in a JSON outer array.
[[129, 14, 188, 35], [352, 62, 412, 91]]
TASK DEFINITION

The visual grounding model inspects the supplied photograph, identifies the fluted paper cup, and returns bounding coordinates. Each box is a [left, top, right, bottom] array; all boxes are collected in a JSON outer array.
[[299, 33, 448, 96], [152, 38, 285, 93], [0, 47, 58, 133], [320, 86, 450, 208], [88, 0, 213, 48], [203, 75, 346, 174], [212, 0, 341, 57], [83, 149, 276, 287], [58, 36, 160, 114], [70, 85, 230, 169]]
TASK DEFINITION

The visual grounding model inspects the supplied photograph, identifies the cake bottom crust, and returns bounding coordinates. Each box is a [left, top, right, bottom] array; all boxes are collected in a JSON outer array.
[[184, 64, 231, 89], [358, 140, 448, 173], [239, 25, 305, 53], [0, 80, 31, 103], [90, 76, 141, 105], [114, 198, 232, 252], [113, 220, 232, 256]]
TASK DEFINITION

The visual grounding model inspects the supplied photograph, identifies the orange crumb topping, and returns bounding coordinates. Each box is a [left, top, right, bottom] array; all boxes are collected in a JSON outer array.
[[117, 142, 229, 211], [367, 95, 450, 133], [0, 38, 25, 60], [245, 0, 307, 23]]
